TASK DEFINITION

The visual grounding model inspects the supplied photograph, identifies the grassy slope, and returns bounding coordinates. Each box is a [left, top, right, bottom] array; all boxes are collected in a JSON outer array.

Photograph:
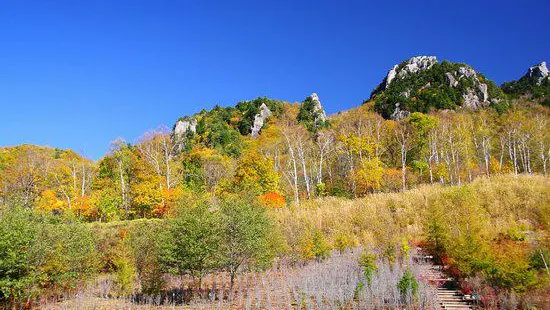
[[276, 174, 549, 247]]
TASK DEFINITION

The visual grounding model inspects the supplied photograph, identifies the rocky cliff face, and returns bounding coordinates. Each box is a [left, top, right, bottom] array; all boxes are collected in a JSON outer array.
[[371, 56, 504, 119], [250, 103, 272, 138], [527, 61, 549, 85], [501, 61, 549, 102], [174, 118, 197, 136]]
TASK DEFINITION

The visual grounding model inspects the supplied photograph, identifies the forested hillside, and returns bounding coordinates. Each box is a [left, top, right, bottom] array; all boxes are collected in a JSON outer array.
[[1, 57, 549, 309]]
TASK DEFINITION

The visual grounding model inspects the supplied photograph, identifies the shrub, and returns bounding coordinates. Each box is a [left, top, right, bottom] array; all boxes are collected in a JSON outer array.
[[358, 251, 377, 285], [0, 207, 98, 307], [127, 220, 166, 295], [0, 207, 40, 305], [397, 268, 419, 298]]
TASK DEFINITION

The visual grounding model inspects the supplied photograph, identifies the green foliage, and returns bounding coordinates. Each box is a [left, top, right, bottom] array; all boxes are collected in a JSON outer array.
[[236, 97, 284, 135], [397, 268, 418, 297], [359, 252, 377, 285], [0, 207, 98, 306], [219, 196, 276, 288], [33, 222, 98, 293], [334, 233, 356, 253], [127, 220, 166, 295], [311, 229, 331, 261], [0, 207, 40, 304], [113, 257, 136, 296], [372, 61, 506, 118], [194, 106, 244, 157], [159, 200, 223, 288], [297, 95, 329, 132], [502, 74, 550, 100]]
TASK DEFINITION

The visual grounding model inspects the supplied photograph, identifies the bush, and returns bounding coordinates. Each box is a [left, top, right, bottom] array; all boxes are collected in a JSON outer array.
[[0, 207, 98, 307], [0, 207, 40, 305]]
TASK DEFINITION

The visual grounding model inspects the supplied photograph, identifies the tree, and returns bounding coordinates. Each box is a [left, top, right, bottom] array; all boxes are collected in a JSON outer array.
[[392, 120, 413, 191], [219, 197, 275, 291], [159, 200, 223, 290], [352, 157, 385, 196], [231, 151, 280, 195]]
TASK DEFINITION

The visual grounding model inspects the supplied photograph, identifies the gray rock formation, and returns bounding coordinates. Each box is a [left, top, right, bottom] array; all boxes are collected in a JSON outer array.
[[446, 72, 458, 87], [397, 56, 437, 78], [174, 118, 197, 136], [448, 66, 489, 109], [462, 88, 489, 109], [250, 103, 272, 138], [373, 56, 500, 120], [390, 103, 410, 121], [457, 66, 476, 79], [527, 61, 549, 85], [385, 65, 399, 88], [310, 93, 327, 124], [478, 83, 489, 102]]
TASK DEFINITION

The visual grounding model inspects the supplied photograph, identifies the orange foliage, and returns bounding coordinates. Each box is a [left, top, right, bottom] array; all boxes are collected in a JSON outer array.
[[260, 192, 286, 208]]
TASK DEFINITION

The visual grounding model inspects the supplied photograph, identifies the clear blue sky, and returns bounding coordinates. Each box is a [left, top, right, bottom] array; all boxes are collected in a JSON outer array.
[[1, 1, 548, 160]]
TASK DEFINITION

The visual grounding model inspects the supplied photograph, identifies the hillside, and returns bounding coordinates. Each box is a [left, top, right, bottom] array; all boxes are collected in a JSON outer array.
[[502, 61, 550, 106], [1, 56, 550, 309], [369, 56, 507, 119]]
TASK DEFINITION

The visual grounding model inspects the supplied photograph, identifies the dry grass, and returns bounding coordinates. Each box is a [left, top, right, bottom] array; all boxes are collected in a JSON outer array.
[[41, 249, 440, 310]]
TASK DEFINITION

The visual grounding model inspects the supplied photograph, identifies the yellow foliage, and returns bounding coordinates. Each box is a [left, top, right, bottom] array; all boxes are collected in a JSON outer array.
[[36, 190, 66, 212]]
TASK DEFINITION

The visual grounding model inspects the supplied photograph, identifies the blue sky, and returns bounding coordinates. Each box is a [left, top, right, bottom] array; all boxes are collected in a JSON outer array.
[[1, 0, 548, 160]]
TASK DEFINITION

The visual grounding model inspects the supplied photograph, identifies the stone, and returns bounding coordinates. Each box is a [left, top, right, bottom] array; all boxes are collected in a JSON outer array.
[[385, 65, 399, 88], [526, 61, 549, 85], [397, 56, 437, 78], [310, 93, 327, 124], [462, 88, 489, 109], [478, 83, 489, 102], [250, 103, 272, 138], [390, 103, 410, 120], [174, 118, 197, 136], [457, 66, 477, 79], [446, 72, 458, 87]]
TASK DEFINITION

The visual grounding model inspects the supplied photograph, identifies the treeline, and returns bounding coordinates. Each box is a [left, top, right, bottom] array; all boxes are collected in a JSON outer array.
[[0, 194, 278, 308], [0, 99, 549, 221]]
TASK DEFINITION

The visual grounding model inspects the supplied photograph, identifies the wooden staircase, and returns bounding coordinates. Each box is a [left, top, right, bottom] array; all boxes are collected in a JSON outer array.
[[415, 253, 475, 310]]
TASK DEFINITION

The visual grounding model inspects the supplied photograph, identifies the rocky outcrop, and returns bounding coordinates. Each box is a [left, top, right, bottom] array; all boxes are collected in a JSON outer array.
[[385, 65, 399, 88], [309, 93, 327, 124], [390, 103, 410, 120], [446, 72, 458, 87], [527, 61, 548, 85], [397, 56, 437, 78], [501, 61, 549, 100], [250, 103, 272, 138], [371, 56, 503, 120], [383, 56, 437, 90], [174, 118, 197, 136], [450, 66, 490, 108]]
